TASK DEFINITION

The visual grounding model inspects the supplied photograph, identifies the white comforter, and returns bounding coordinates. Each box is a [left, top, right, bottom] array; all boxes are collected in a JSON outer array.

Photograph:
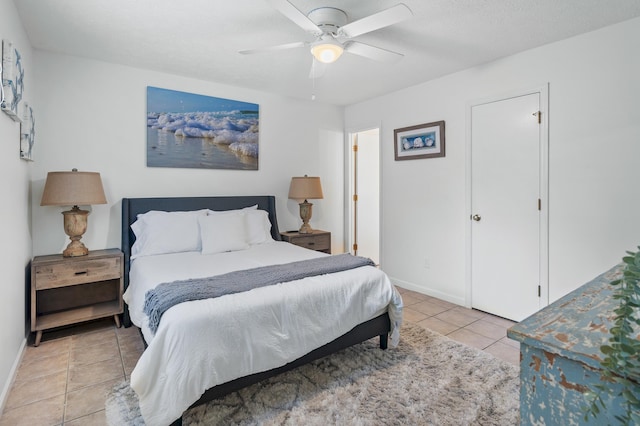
[[123, 241, 402, 426]]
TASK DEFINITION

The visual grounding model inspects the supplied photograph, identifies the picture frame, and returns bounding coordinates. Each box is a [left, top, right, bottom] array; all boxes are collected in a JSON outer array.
[[1, 39, 24, 122], [20, 103, 34, 161], [146, 86, 259, 170], [394, 120, 445, 161]]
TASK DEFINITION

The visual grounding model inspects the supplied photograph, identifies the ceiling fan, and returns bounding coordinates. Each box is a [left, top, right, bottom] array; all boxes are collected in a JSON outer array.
[[240, 0, 413, 71]]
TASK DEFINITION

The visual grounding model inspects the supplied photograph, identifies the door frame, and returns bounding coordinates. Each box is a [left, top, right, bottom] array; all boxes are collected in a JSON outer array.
[[344, 124, 383, 265], [465, 84, 550, 310]]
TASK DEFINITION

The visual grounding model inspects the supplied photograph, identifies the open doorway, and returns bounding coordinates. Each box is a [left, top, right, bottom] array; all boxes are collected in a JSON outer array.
[[348, 128, 380, 265]]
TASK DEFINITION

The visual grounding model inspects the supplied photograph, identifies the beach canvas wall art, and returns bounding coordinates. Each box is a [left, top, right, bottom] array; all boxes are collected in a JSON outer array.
[[147, 86, 259, 170]]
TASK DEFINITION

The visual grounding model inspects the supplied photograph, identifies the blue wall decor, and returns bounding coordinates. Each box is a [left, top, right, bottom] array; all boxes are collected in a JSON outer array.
[[20, 102, 34, 160], [1, 39, 24, 122]]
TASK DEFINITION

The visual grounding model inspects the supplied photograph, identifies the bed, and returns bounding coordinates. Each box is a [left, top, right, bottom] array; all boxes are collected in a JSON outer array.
[[121, 196, 402, 426]]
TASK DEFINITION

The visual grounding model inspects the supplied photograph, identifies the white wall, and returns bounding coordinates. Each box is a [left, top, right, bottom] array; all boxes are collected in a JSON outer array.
[[0, 0, 33, 411], [30, 52, 345, 256], [345, 17, 640, 306]]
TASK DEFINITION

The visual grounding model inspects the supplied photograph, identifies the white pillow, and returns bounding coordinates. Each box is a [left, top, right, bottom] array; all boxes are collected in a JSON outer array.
[[199, 213, 249, 255], [244, 209, 273, 245], [130, 210, 207, 259]]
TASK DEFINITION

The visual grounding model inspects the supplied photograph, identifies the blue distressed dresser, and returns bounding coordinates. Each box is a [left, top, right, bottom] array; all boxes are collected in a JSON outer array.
[[507, 264, 638, 425]]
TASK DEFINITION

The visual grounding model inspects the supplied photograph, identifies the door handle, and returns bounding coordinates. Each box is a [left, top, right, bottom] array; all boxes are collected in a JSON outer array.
[[472, 214, 481, 222]]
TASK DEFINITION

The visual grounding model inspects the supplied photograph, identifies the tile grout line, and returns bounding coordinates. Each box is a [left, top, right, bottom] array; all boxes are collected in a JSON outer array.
[[62, 339, 71, 426], [116, 326, 127, 380]]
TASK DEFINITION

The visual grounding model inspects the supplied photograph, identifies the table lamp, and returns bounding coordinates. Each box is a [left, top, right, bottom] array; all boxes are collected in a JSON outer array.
[[40, 169, 107, 257], [288, 175, 323, 234]]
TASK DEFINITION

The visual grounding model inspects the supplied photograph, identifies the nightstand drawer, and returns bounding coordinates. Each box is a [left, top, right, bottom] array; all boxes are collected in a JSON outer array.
[[34, 257, 121, 290], [280, 230, 331, 253], [293, 234, 330, 251]]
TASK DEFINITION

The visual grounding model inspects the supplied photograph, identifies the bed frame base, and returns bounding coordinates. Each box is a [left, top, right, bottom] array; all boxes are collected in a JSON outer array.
[[120, 197, 392, 425], [169, 313, 391, 426]]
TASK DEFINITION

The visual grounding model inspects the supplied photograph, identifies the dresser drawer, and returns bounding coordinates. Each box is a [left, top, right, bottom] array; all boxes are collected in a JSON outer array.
[[34, 257, 121, 290]]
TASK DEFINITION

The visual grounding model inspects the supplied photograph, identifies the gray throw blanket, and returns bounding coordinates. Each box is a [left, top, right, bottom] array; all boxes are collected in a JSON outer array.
[[144, 253, 375, 334]]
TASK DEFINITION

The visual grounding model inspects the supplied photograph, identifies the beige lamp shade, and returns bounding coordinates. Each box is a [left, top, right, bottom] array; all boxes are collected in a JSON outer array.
[[288, 176, 324, 201], [41, 170, 107, 207], [41, 169, 107, 257]]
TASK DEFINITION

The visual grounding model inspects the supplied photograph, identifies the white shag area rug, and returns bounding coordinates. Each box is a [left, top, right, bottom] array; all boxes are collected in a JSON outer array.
[[105, 323, 520, 425]]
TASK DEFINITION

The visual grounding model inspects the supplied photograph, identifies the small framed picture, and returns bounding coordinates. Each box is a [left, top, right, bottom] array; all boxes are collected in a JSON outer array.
[[394, 120, 445, 161], [1, 39, 24, 122], [20, 103, 34, 161]]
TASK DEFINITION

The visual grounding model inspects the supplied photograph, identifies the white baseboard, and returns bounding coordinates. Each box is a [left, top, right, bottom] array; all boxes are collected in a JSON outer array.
[[0, 337, 27, 416], [389, 277, 466, 307]]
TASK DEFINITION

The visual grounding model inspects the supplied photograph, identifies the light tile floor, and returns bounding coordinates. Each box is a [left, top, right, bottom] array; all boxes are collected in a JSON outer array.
[[0, 287, 519, 425], [396, 287, 520, 365], [0, 321, 144, 426]]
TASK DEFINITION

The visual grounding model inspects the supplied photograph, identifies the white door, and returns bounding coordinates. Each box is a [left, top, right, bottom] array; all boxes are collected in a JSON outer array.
[[349, 129, 380, 265], [470, 93, 542, 321]]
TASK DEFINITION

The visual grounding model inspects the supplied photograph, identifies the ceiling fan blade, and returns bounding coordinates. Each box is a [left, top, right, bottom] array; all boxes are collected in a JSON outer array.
[[308, 58, 327, 79], [239, 41, 306, 55], [339, 3, 413, 38], [344, 41, 404, 62], [266, 0, 322, 34]]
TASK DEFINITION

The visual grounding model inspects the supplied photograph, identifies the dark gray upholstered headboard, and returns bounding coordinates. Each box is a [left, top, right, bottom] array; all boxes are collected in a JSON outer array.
[[120, 195, 281, 326]]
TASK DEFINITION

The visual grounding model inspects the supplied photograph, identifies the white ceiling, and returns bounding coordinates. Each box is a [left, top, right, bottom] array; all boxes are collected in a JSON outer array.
[[13, 0, 640, 105]]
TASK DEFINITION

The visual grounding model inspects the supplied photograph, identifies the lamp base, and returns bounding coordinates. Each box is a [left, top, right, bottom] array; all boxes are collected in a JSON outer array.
[[299, 222, 313, 234], [298, 200, 314, 234], [63, 239, 89, 257], [62, 207, 90, 257]]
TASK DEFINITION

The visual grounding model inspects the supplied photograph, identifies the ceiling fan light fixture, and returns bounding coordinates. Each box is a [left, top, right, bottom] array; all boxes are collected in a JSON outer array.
[[310, 41, 344, 64]]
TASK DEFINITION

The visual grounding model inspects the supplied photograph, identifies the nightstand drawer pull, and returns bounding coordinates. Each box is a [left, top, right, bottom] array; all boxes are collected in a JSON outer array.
[[74, 270, 88, 276]]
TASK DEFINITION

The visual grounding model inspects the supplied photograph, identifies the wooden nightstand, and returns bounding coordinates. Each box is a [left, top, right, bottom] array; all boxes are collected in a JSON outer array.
[[31, 248, 124, 346], [280, 230, 331, 254]]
